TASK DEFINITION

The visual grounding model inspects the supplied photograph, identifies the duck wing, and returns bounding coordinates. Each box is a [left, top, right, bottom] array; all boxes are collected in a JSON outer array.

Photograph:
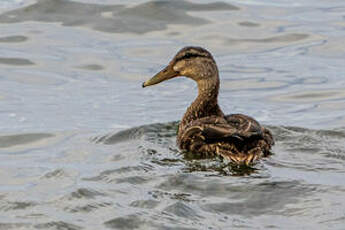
[[226, 114, 275, 147], [178, 114, 273, 165], [180, 114, 263, 143]]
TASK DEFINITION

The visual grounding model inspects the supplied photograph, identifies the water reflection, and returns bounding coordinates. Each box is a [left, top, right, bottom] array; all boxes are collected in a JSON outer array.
[[0, 0, 239, 33], [271, 89, 345, 103], [0, 35, 27, 43], [76, 64, 104, 71], [227, 33, 309, 44], [0, 0, 345, 228], [95, 122, 345, 175], [201, 180, 315, 216], [0, 133, 54, 148], [0, 57, 34, 66]]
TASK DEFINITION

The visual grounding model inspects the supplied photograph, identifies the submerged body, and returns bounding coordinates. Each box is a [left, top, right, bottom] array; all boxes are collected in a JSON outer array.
[[143, 47, 274, 165]]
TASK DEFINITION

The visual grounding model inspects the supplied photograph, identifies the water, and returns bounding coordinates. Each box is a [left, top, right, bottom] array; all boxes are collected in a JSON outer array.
[[0, 0, 344, 229]]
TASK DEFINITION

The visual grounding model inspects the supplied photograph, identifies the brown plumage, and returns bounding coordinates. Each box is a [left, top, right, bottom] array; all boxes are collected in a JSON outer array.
[[143, 46, 274, 165]]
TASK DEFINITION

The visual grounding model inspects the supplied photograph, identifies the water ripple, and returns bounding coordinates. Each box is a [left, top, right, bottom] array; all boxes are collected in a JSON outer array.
[[0, 35, 27, 43], [0, 0, 238, 34], [0, 0, 344, 228], [0, 57, 34, 66]]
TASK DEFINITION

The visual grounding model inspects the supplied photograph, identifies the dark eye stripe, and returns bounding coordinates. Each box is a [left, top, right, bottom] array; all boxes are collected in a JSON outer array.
[[175, 53, 207, 62]]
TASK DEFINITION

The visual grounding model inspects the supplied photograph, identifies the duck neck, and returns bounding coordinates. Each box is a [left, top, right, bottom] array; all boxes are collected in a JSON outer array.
[[180, 77, 224, 131], [195, 78, 221, 116]]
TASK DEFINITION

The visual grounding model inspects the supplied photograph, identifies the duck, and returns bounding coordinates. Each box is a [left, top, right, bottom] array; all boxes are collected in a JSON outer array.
[[142, 46, 274, 165]]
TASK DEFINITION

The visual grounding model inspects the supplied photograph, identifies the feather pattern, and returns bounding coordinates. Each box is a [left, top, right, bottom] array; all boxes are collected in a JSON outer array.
[[143, 46, 274, 165]]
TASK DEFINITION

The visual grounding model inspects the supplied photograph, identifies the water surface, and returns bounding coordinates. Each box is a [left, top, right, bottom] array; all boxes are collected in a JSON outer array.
[[0, 0, 345, 229]]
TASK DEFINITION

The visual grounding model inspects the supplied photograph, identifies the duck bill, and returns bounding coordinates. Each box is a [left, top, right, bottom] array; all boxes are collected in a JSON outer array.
[[142, 66, 178, 88]]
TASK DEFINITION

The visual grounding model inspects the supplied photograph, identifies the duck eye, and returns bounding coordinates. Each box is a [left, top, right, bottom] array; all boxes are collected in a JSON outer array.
[[175, 52, 205, 63], [183, 53, 195, 59]]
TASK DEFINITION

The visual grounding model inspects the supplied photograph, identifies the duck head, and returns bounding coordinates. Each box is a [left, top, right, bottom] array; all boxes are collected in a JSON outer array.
[[142, 46, 218, 88]]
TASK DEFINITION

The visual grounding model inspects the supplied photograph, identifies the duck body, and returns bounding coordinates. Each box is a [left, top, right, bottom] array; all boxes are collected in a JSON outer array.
[[178, 113, 274, 165], [143, 46, 274, 165]]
